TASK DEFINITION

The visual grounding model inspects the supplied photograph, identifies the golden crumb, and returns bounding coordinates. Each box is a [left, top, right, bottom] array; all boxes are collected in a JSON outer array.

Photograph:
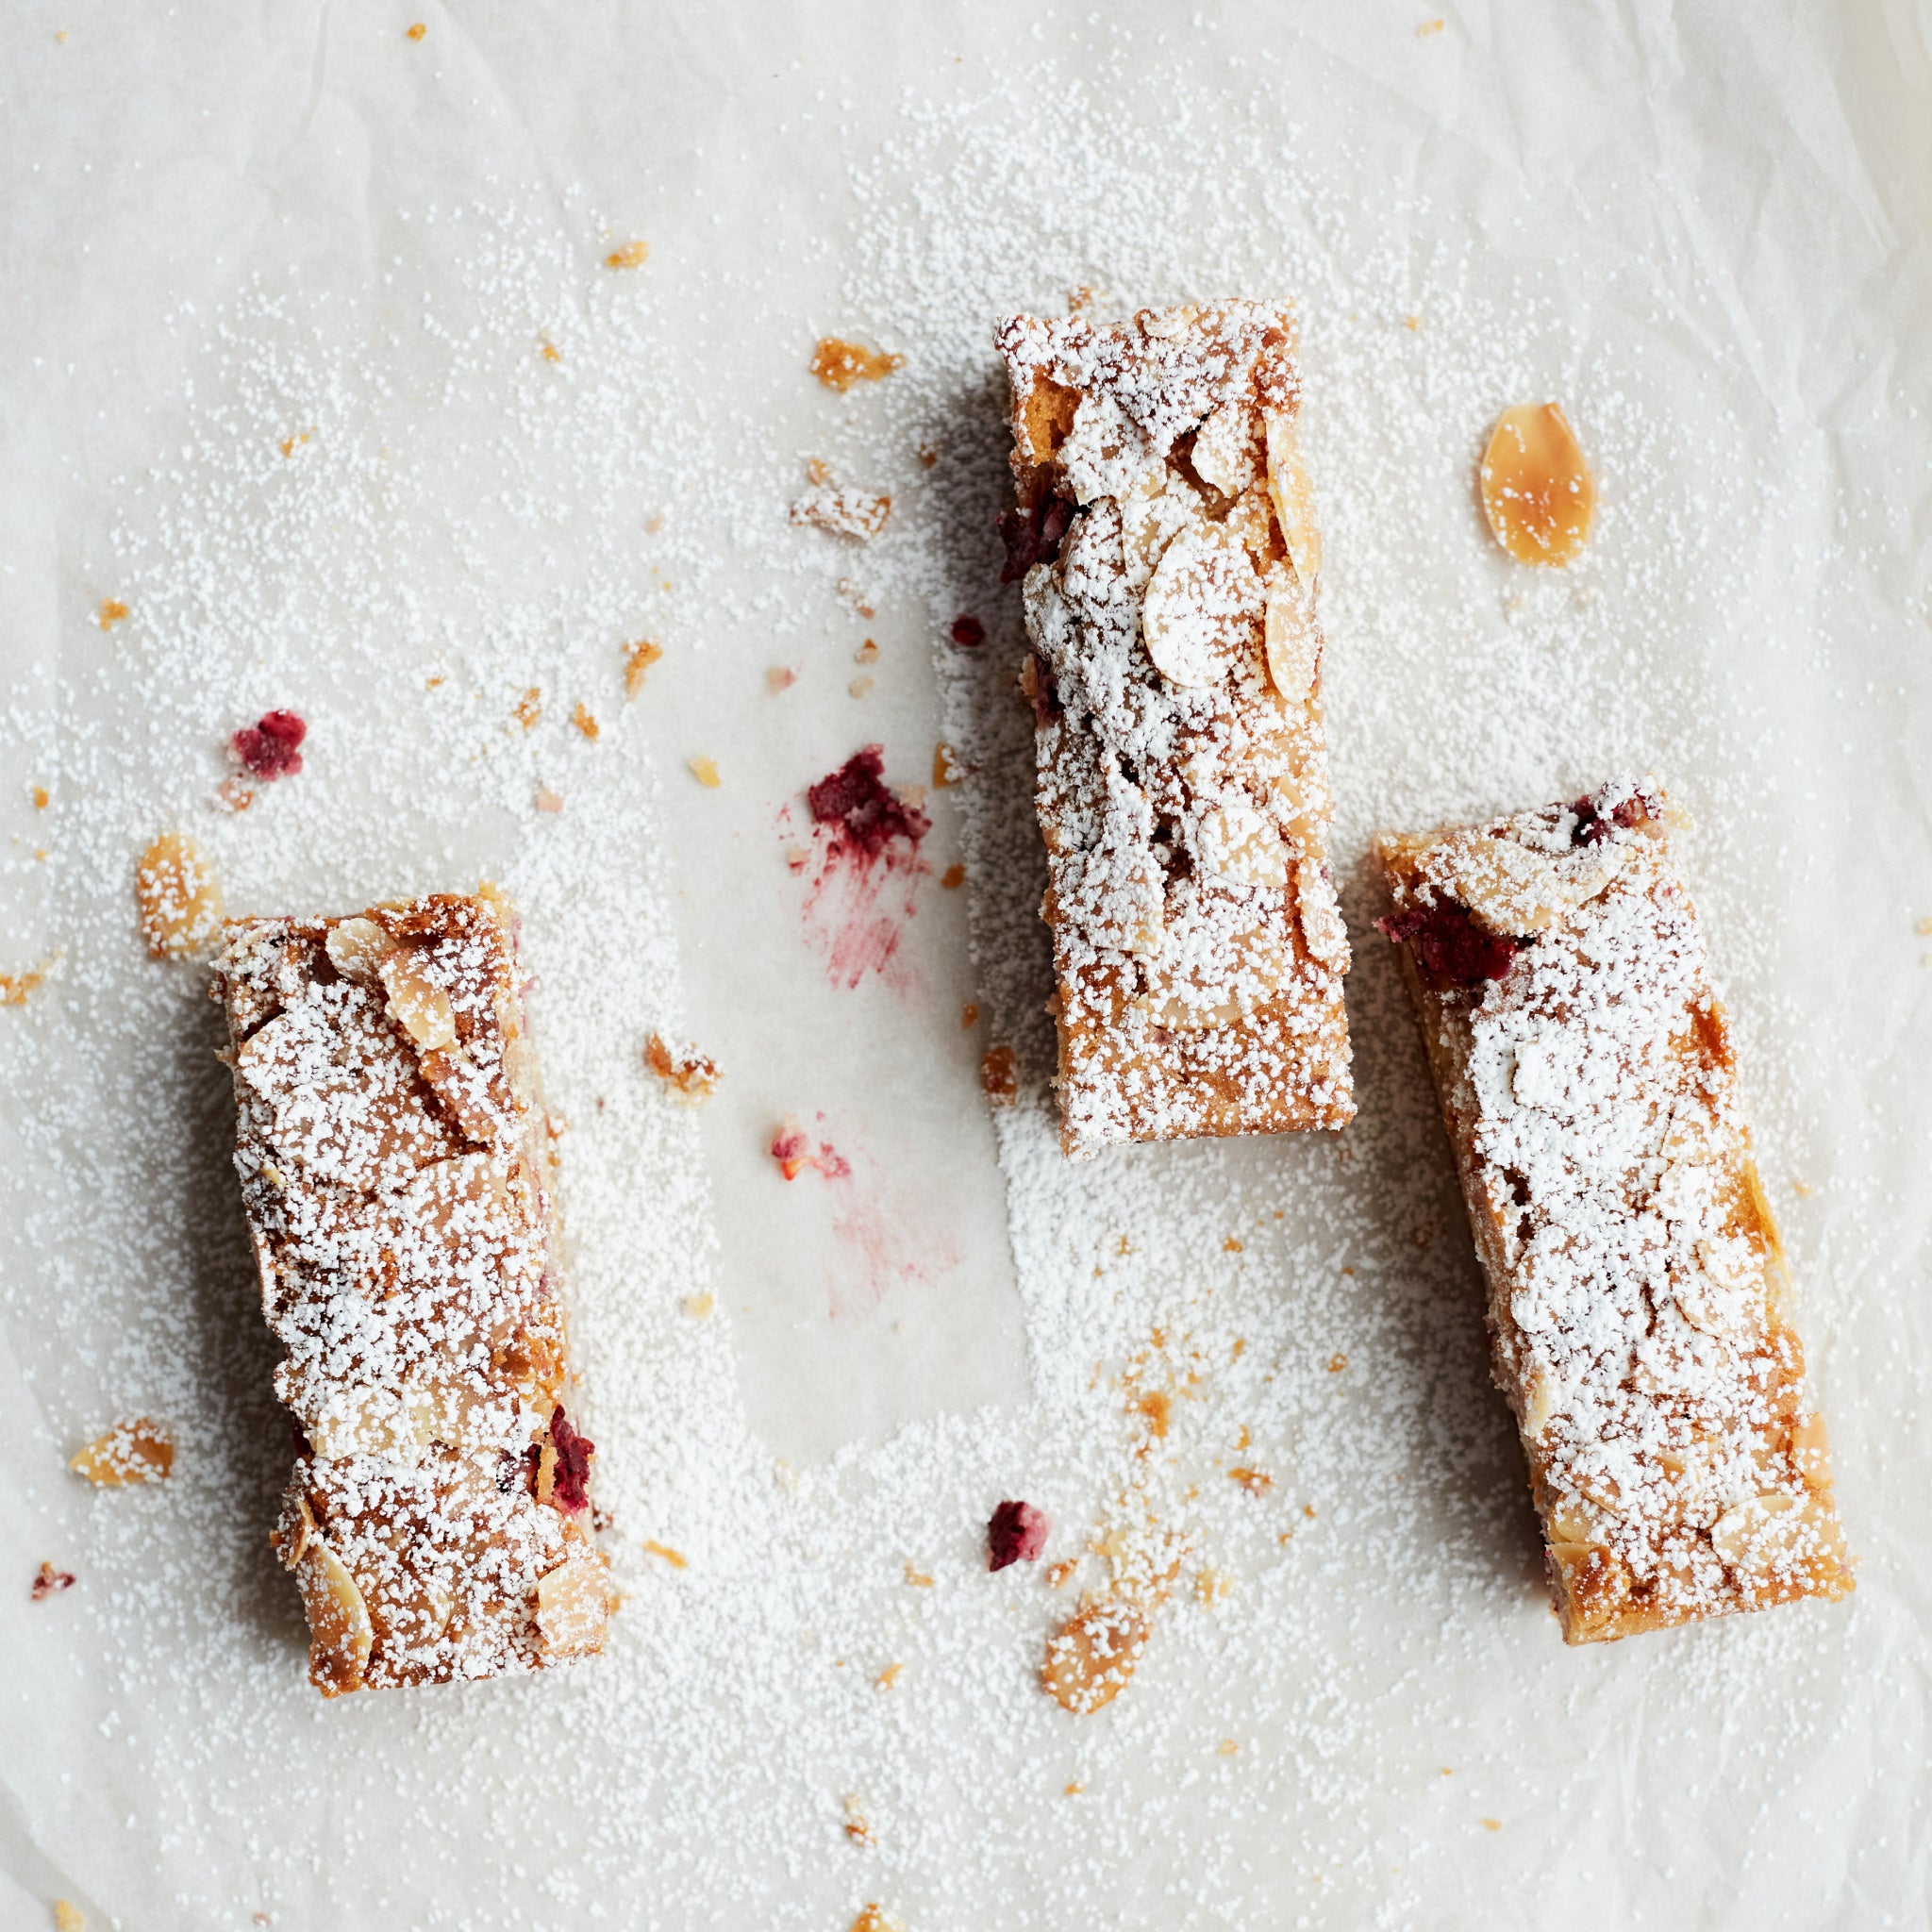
[[0, 959, 52, 1007], [847, 1907, 904, 1932], [765, 665, 797, 693], [843, 1799, 875, 1847], [1228, 1467, 1273, 1494], [513, 687, 542, 730], [406, 21, 426, 40], [688, 756, 721, 788], [96, 599, 129, 628], [1480, 1818, 1501, 1832], [278, 431, 311, 458], [1327, 1353, 1348, 1374], [942, 865, 967, 891], [604, 241, 649, 270], [1217, 1739, 1240, 1757], [933, 741, 974, 788], [849, 675, 874, 699], [854, 638, 879, 664], [641, 1540, 688, 1570], [31, 785, 49, 809], [54, 1903, 85, 1932], [644, 1033, 720, 1104], [534, 787, 564, 814], [916, 442, 939, 467], [71, 1417, 174, 1487], [1046, 1558, 1078, 1590], [979, 1044, 1018, 1106], [1235, 1424, 1251, 1451], [959, 1001, 978, 1028], [136, 833, 222, 959], [571, 702, 600, 741], [1223, 1236, 1243, 1253], [810, 337, 903, 391], [836, 577, 877, 617], [541, 341, 561, 363], [1134, 1388, 1172, 1440], [1791, 1178, 1815, 1198], [1304, 1503, 1318, 1519], [1417, 16, 1445, 33], [874, 1661, 904, 1690], [1916, 915, 1932, 935], [903, 1563, 933, 1588], [1405, 314, 1423, 331], [425, 674, 445, 689], [624, 639, 662, 695], [1063, 1781, 1084, 1795], [682, 1292, 714, 1318]]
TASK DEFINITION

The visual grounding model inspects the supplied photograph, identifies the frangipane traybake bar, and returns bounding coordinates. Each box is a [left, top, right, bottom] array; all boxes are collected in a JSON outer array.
[[1374, 780, 1852, 1642], [212, 888, 609, 1694], [995, 302, 1353, 1158]]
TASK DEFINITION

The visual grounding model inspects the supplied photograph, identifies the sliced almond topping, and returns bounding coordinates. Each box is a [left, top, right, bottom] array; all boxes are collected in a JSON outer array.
[[535, 1552, 612, 1657], [1296, 860, 1350, 969], [1263, 408, 1322, 587], [324, 916, 397, 984], [377, 949, 456, 1050], [1042, 1593, 1149, 1714], [1674, 1244, 1759, 1341], [1199, 803, 1290, 889], [70, 1416, 175, 1486], [1708, 1491, 1843, 1574], [296, 1541, 374, 1697], [1419, 831, 1626, 939], [135, 832, 224, 959], [1191, 398, 1262, 495], [1480, 403, 1594, 566], [1262, 566, 1319, 707], [1140, 519, 1261, 689]]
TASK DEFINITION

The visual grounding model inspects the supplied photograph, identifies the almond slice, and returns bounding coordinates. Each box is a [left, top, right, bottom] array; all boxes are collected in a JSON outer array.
[[70, 1416, 175, 1486], [1141, 519, 1260, 689], [1263, 409, 1322, 587], [1199, 803, 1290, 889], [377, 949, 456, 1050], [296, 1541, 374, 1696], [135, 832, 224, 959], [1480, 403, 1594, 566], [1042, 1593, 1149, 1714], [324, 916, 396, 984], [1191, 398, 1261, 495], [535, 1552, 611, 1657], [1261, 566, 1319, 707], [1708, 1491, 1843, 1574], [1418, 831, 1626, 938]]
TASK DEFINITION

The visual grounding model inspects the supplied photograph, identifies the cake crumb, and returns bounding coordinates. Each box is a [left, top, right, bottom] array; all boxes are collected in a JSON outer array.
[[1228, 1467, 1273, 1494], [942, 865, 967, 891], [405, 21, 426, 40], [960, 1002, 978, 1027], [1417, 16, 1445, 34], [791, 479, 891, 541], [682, 1293, 714, 1319], [1327, 1353, 1348, 1374], [623, 640, 662, 695], [765, 665, 797, 693], [604, 241, 649, 270], [96, 599, 128, 628], [1217, 1739, 1240, 1756], [854, 638, 879, 664], [0, 960, 52, 1007], [571, 702, 600, 741], [53, 1903, 84, 1932], [979, 1045, 1018, 1106], [809, 337, 903, 391], [644, 1033, 720, 1104], [874, 1662, 904, 1691], [688, 756, 721, 788], [540, 340, 561, 363], [32, 1561, 76, 1601], [1046, 1558, 1078, 1590], [641, 1541, 688, 1570], [847, 1907, 903, 1932], [534, 787, 564, 814], [1063, 1781, 1084, 1796], [932, 742, 973, 788], [1224, 1237, 1243, 1253], [850, 675, 874, 698], [30, 785, 48, 809], [513, 687, 542, 730], [843, 1794, 876, 1847], [1480, 1818, 1502, 1832], [903, 1563, 933, 1588]]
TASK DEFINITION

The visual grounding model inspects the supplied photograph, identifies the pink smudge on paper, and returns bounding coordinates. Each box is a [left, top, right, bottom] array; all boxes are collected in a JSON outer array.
[[787, 744, 930, 991], [769, 1109, 960, 1318]]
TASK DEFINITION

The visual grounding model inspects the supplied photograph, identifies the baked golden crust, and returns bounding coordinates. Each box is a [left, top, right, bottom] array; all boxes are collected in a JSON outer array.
[[995, 303, 1352, 1158], [213, 889, 608, 1692], [1375, 782, 1852, 1643]]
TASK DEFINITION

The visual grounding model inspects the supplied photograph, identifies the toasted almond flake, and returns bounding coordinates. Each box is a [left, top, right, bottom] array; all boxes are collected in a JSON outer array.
[[641, 1539, 688, 1569], [1262, 566, 1320, 705], [376, 948, 456, 1050], [323, 916, 396, 983], [1046, 1558, 1078, 1590], [624, 639, 662, 695], [604, 241, 649, 270], [688, 756, 721, 789], [1042, 1594, 1149, 1714], [513, 686, 542, 730], [96, 598, 129, 628], [534, 1552, 611, 1657], [809, 336, 903, 391], [1480, 404, 1594, 565], [848, 1907, 905, 1932], [295, 1540, 374, 1696], [135, 832, 223, 959], [1141, 519, 1259, 688], [1264, 410, 1323, 585], [571, 701, 600, 741], [1199, 803, 1291, 888], [71, 1416, 175, 1486]]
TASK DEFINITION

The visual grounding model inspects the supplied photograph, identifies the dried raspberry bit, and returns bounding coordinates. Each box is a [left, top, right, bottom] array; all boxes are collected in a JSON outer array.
[[231, 709, 307, 780], [31, 1560, 76, 1601], [770, 1114, 851, 1181], [548, 1407, 594, 1514], [987, 1499, 1049, 1571], [807, 746, 930, 860], [997, 495, 1074, 583], [950, 613, 986, 649], [1569, 784, 1659, 846], [1376, 900, 1523, 985]]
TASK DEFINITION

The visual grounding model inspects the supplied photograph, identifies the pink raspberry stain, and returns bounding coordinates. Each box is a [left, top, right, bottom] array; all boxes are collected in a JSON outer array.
[[987, 1500, 1050, 1571], [232, 709, 308, 779], [789, 745, 931, 992], [769, 1109, 960, 1318]]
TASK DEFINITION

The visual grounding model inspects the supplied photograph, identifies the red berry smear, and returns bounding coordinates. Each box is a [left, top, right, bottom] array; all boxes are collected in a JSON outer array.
[[233, 709, 307, 779], [987, 1499, 1050, 1571]]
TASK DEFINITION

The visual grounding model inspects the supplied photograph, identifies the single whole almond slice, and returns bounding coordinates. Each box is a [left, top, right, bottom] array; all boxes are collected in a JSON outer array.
[[535, 1551, 611, 1657], [1263, 409, 1322, 587], [325, 916, 397, 984], [70, 1416, 175, 1486], [1042, 1593, 1149, 1714], [1262, 565, 1319, 707], [296, 1540, 374, 1696], [1708, 1491, 1843, 1574], [1140, 519, 1260, 689], [378, 948, 457, 1050], [135, 832, 223, 959], [1480, 403, 1594, 566]]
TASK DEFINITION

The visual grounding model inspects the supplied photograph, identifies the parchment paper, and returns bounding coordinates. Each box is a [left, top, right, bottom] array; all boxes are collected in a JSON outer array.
[[2, 4, 1929, 1928]]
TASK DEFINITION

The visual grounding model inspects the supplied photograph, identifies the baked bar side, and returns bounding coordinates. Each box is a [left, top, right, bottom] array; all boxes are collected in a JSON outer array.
[[1374, 783, 1851, 1643], [998, 303, 1352, 1156]]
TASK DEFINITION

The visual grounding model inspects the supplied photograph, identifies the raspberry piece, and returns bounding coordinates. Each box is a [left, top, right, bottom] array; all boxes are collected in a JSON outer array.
[[31, 1560, 76, 1601], [232, 709, 308, 780], [950, 614, 986, 649], [987, 1499, 1050, 1571], [1568, 784, 1659, 846], [806, 746, 930, 858], [1376, 901, 1523, 985], [996, 496, 1073, 583], [549, 1407, 594, 1514]]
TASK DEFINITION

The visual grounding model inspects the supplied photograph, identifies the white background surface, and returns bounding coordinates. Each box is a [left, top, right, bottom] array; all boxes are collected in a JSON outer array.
[[2, 4, 1930, 1929]]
